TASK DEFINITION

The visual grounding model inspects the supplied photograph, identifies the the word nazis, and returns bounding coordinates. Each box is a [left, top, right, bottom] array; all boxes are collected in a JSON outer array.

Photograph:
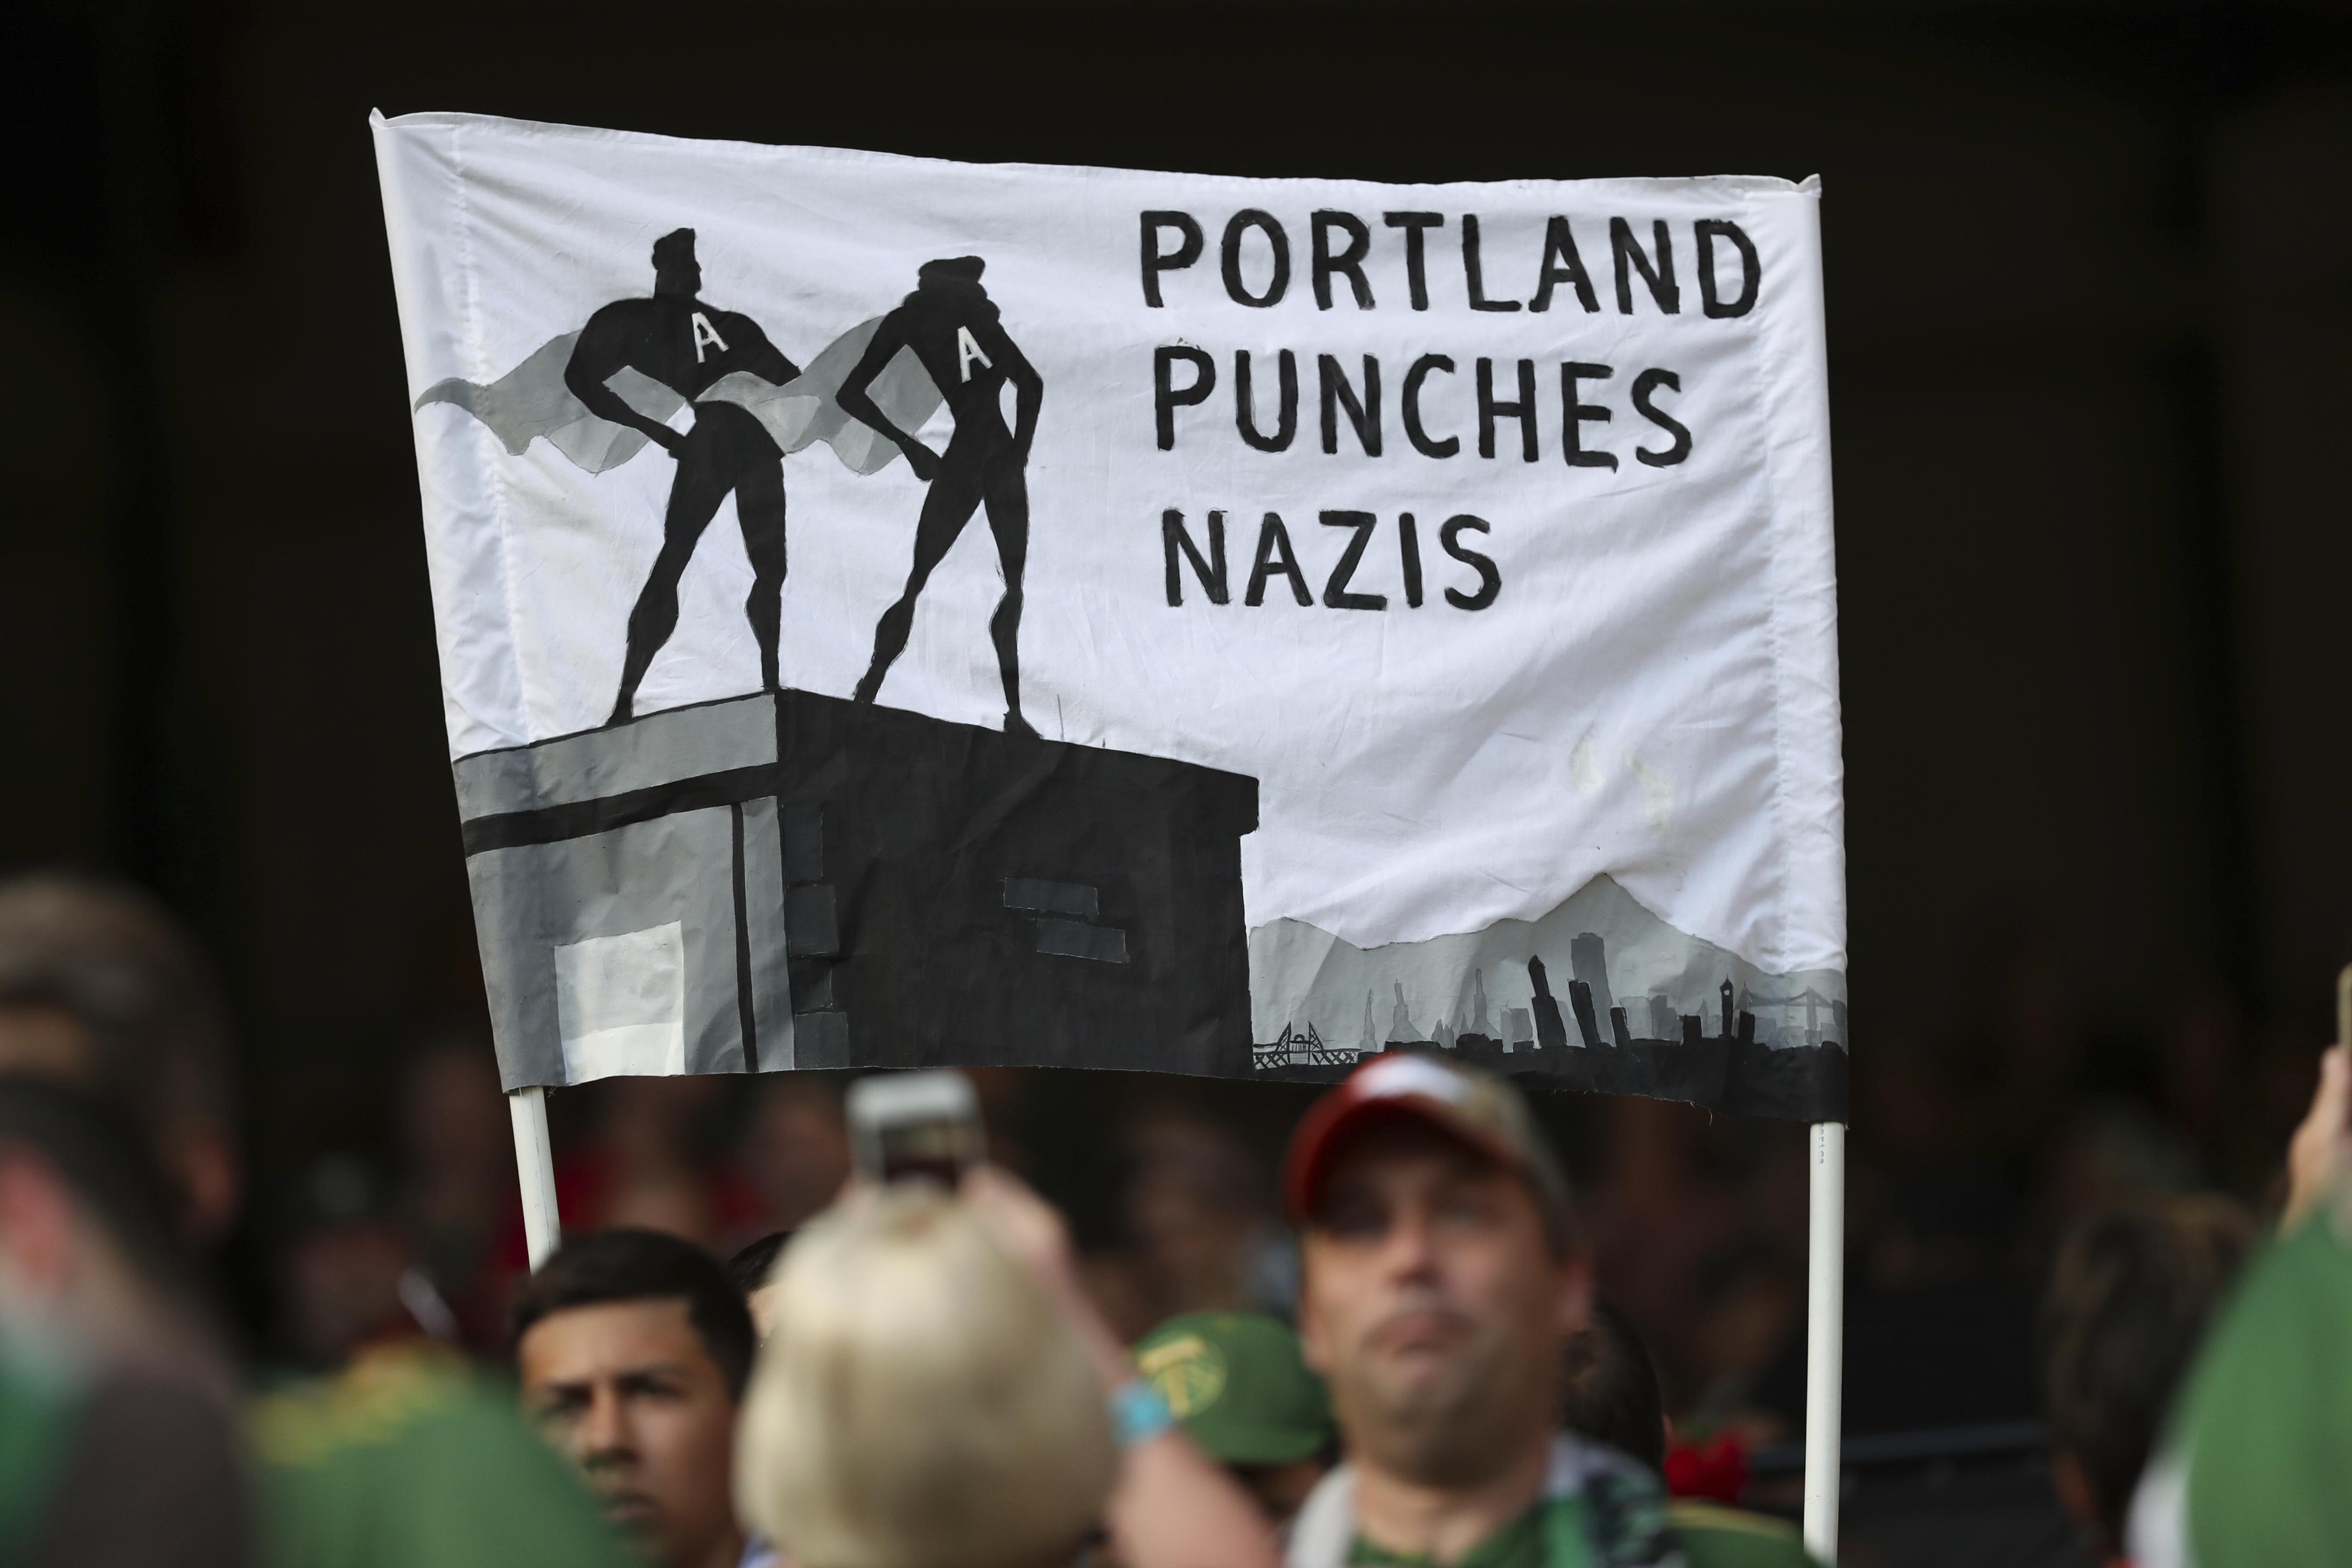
[[1161, 510, 1500, 613]]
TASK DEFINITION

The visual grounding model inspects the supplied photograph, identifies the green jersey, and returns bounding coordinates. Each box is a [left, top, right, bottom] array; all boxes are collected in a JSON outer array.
[[1300, 1437, 1820, 1568], [0, 1353, 77, 1558], [252, 1342, 636, 1568], [2131, 1203, 2352, 1568], [1664, 1502, 1817, 1568]]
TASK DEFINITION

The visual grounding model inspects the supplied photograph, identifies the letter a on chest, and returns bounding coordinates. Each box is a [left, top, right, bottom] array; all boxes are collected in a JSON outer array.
[[956, 325, 993, 382], [691, 311, 730, 363]]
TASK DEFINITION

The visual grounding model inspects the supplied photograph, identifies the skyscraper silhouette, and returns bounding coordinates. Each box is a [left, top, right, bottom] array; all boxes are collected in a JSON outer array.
[[1528, 955, 1569, 1052], [1569, 933, 1616, 1027], [1388, 981, 1419, 1043]]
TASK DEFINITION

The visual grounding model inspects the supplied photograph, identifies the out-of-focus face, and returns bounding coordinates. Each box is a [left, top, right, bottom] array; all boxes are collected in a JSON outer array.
[[0, 1005, 100, 1086], [1298, 1121, 1590, 1488], [519, 1298, 741, 1568], [0, 1005, 237, 1242]]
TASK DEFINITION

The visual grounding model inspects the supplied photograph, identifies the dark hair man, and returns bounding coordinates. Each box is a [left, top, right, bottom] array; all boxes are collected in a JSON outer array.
[[1561, 1300, 1817, 1566], [566, 228, 803, 724], [1279, 1054, 1818, 1568], [513, 1229, 758, 1568], [2042, 1196, 2254, 1567], [1559, 1302, 1668, 1471], [836, 255, 1044, 738], [0, 873, 239, 1240]]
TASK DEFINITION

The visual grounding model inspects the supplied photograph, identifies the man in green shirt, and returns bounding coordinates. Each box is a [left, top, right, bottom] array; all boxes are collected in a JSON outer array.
[[253, 1340, 638, 1568], [2128, 1040, 2352, 1568], [1136, 1312, 1336, 1531], [1278, 1055, 1821, 1568]]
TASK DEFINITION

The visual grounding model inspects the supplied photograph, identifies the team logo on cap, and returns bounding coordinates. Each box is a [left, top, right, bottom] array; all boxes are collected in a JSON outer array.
[[1137, 1333, 1227, 1417]]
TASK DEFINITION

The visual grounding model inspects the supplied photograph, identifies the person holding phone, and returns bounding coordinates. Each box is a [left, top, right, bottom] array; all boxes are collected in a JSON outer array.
[[745, 1072, 1277, 1568]]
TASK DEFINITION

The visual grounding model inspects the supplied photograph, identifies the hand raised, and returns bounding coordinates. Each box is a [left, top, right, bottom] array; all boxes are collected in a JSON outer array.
[[2285, 1044, 2350, 1233]]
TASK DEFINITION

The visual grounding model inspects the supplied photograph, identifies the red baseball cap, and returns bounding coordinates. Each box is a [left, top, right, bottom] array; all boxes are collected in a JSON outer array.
[[1283, 1052, 1576, 1249]]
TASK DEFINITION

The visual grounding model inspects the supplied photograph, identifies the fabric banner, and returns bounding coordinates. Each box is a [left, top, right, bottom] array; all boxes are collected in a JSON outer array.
[[374, 111, 1848, 1121]]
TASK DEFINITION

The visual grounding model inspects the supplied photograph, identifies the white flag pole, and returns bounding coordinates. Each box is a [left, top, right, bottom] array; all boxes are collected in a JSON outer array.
[[1802, 1119, 1846, 1562], [509, 1086, 561, 1270]]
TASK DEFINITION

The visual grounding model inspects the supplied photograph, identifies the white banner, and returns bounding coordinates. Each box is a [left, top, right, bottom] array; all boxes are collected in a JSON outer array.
[[375, 111, 1846, 1117]]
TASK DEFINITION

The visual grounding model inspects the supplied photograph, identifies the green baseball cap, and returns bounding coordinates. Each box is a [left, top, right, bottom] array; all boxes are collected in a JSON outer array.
[[1133, 1312, 1334, 1467]]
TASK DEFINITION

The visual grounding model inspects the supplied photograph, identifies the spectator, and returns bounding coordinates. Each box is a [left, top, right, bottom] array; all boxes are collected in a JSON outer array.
[[1134, 1312, 1335, 1530], [1559, 1301, 1669, 1469], [1277, 1053, 1818, 1568], [1560, 1300, 1818, 1566], [254, 1329, 635, 1568], [0, 874, 240, 1240], [274, 1153, 462, 1370], [739, 1077, 852, 1237], [2129, 1042, 2352, 1568], [740, 1171, 1278, 1568], [0, 872, 623, 1567], [513, 1228, 757, 1568], [738, 1186, 1114, 1568], [0, 1077, 249, 1566], [398, 1032, 520, 1349], [2040, 1196, 2255, 1566], [727, 1230, 792, 1338], [1122, 1112, 1291, 1321]]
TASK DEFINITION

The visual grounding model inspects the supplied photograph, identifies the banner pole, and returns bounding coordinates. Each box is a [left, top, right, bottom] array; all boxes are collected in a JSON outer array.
[[509, 1087, 561, 1270], [1802, 1119, 1846, 1562]]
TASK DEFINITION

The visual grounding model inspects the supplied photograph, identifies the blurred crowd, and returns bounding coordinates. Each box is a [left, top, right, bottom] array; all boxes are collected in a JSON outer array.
[[0, 869, 2345, 1568]]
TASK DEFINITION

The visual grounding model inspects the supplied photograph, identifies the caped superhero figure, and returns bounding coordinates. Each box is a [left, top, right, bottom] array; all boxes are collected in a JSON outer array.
[[835, 255, 1044, 738], [566, 228, 801, 725]]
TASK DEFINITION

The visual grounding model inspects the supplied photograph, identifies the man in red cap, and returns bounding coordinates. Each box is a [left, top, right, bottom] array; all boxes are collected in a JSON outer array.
[[1280, 1052, 1816, 1568]]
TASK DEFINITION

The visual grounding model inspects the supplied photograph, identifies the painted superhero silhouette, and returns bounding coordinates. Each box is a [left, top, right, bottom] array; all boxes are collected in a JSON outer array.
[[835, 256, 1044, 738], [566, 228, 801, 725]]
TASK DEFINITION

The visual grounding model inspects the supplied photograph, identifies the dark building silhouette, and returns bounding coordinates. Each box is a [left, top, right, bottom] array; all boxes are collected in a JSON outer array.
[[1648, 995, 1676, 1040], [1569, 932, 1616, 1029], [1529, 955, 1570, 1052], [1565, 979, 1601, 1049]]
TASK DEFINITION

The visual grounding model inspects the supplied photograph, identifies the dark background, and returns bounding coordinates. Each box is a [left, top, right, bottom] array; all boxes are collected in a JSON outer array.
[[2, 3, 2347, 1518]]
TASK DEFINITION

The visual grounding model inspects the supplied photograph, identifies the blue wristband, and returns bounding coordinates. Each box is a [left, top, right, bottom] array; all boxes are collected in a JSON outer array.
[[1109, 1378, 1177, 1448]]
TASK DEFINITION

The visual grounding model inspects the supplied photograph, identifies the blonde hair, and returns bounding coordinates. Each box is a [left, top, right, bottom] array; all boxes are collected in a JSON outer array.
[[736, 1188, 1117, 1568]]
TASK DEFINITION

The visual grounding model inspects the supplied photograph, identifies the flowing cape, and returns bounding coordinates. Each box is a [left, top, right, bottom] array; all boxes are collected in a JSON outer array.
[[414, 317, 942, 477]]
